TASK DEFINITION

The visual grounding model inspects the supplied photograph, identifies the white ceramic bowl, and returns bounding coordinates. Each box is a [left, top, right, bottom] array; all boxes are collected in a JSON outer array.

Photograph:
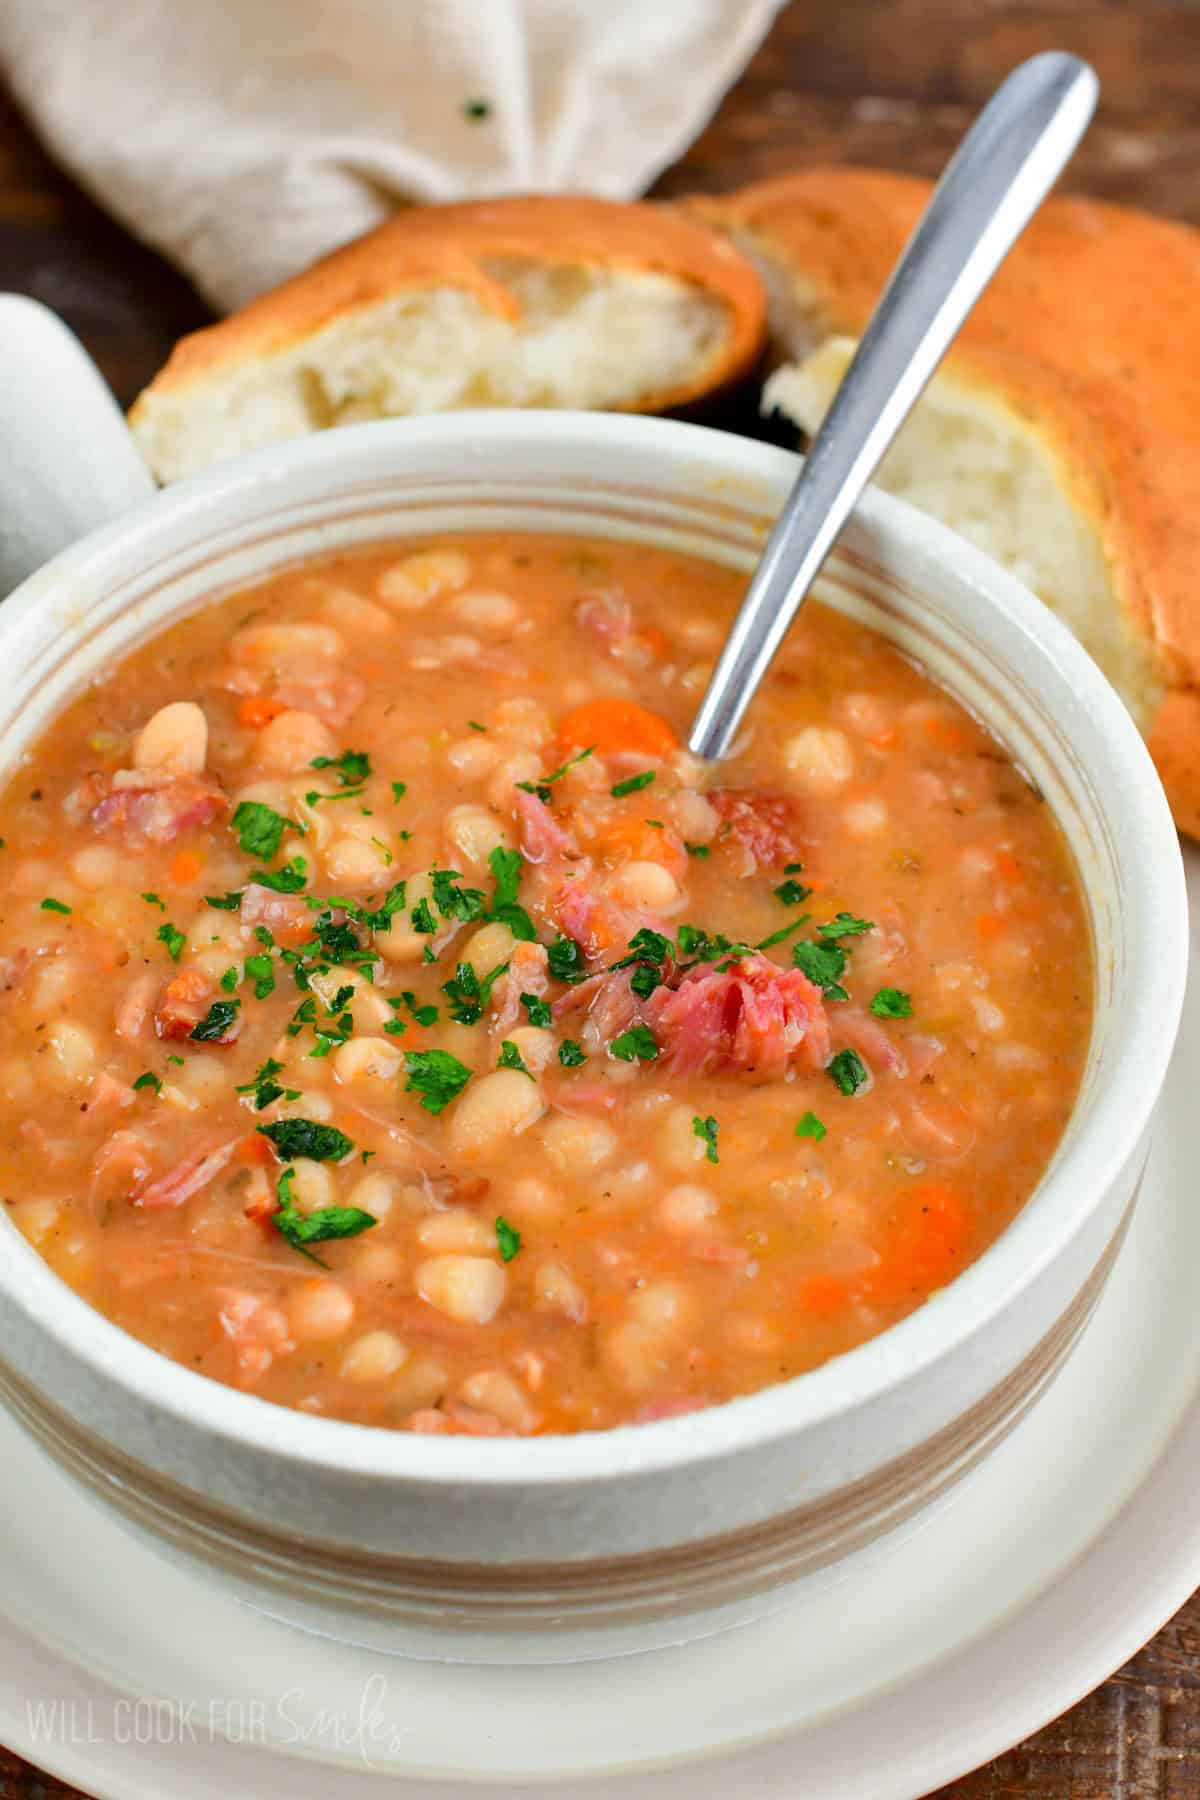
[[0, 301, 1187, 1663]]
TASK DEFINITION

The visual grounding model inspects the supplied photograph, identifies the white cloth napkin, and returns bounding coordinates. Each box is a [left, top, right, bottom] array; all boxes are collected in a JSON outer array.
[[0, 0, 783, 312]]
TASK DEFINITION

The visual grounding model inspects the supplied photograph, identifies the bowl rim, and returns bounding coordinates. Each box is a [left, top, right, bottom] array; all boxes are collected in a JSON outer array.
[[0, 409, 1188, 1486]]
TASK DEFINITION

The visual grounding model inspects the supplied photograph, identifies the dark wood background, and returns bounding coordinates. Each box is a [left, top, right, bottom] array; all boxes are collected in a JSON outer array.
[[1, 2, 1198, 1794]]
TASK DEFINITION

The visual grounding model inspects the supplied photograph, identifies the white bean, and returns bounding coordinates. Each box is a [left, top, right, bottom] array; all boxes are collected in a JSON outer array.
[[346, 1171, 397, 1223], [132, 701, 208, 775], [323, 834, 393, 887], [43, 1021, 96, 1088], [501, 1026, 556, 1075], [607, 860, 680, 912], [459, 1369, 540, 1433], [660, 1184, 718, 1232], [340, 1329, 408, 1382], [253, 710, 338, 772], [232, 621, 342, 664], [378, 550, 471, 610], [783, 726, 854, 791], [541, 1114, 618, 1174], [70, 844, 122, 888], [287, 1158, 334, 1213], [417, 1208, 498, 1254], [287, 1280, 356, 1343], [444, 804, 511, 868], [447, 1070, 545, 1164], [331, 1036, 403, 1085], [416, 1255, 507, 1324], [487, 750, 542, 810], [452, 590, 519, 632], [534, 1261, 588, 1323], [445, 737, 501, 782]]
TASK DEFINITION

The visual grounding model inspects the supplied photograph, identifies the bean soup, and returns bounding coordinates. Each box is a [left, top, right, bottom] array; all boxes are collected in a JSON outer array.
[[0, 534, 1091, 1435]]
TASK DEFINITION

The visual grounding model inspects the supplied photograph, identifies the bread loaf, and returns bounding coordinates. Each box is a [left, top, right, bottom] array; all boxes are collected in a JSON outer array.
[[697, 167, 1200, 834]]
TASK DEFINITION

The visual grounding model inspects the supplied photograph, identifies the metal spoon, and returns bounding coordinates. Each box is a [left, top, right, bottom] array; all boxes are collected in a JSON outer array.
[[687, 51, 1099, 760]]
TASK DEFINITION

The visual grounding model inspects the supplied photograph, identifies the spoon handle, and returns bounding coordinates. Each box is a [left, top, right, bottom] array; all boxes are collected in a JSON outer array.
[[687, 50, 1099, 761]]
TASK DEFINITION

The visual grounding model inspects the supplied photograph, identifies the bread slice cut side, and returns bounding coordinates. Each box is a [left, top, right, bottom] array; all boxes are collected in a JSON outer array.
[[765, 339, 1162, 729], [129, 196, 767, 484]]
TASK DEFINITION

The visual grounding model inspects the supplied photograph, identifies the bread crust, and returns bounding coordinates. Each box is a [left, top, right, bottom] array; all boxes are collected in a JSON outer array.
[[695, 168, 1200, 833], [130, 195, 766, 422]]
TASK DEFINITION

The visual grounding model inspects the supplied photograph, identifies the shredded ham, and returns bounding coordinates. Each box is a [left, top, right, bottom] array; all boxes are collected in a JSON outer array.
[[115, 971, 159, 1044], [135, 1137, 242, 1210], [549, 1077, 621, 1114], [240, 883, 312, 936], [707, 788, 801, 877], [274, 671, 366, 726], [833, 1007, 905, 1076], [83, 1071, 136, 1123], [514, 787, 577, 866], [90, 1129, 154, 1210], [69, 769, 227, 845], [645, 955, 830, 1078], [490, 939, 550, 1036], [154, 969, 239, 1043], [214, 1287, 294, 1385], [573, 590, 634, 650]]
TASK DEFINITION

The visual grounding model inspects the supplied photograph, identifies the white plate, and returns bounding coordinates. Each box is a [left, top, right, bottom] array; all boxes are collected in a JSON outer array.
[[3, 851, 1198, 1800]]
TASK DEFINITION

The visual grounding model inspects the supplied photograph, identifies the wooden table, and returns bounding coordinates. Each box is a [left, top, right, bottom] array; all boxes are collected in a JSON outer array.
[[1, 3, 1197, 1794]]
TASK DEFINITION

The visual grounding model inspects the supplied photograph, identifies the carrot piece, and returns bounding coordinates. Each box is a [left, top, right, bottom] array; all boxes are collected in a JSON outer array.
[[557, 698, 678, 759], [800, 1274, 851, 1317], [860, 1181, 971, 1305], [170, 850, 204, 885], [975, 911, 1005, 940], [235, 1134, 274, 1166], [993, 850, 1023, 884], [237, 695, 289, 731], [588, 813, 688, 877], [922, 715, 966, 752]]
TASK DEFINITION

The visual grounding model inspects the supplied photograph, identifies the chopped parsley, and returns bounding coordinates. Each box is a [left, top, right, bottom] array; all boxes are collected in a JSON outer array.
[[393, 991, 439, 1027], [441, 959, 509, 1025], [783, 861, 804, 875], [391, 781, 407, 803], [410, 897, 437, 935], [792, 939, 849, 1001], [773, 878, 812, 907], [558, 1039, 587, 1067], [188, 998, 240, 1042], [156, 921, 187, 962], [485, 845, 536, 941], [497, 1040, 532, 1076], [685, 842, 710, 859], [244, 952, 276, 1000], [756, 914, 812, 953], [258, 1118, 354, 1162], [431, 868, 485, 923], [692, 1114, 720, 1164], [827, 1048, 869, 1096], [464, 97, 491, 121], [141, 891, 166, 910], [796, 1110, 827, 1142], [870, 987, 913, 1019], [40, 897, 72, 915], [629, 963, 659, 1000], [219, 966, 238, 993], [250, 856, 307, 894], [205, 892, 243, 911], [547, 936, 585, 983], [310, 749, 371, 787], [231, 799, 291, 860], [132, 1071, 162, 1095], [235, 1057, 300, 1110], [517, 746, 593, 804], [404, 1048, 472, 1115], [610, 1023, 658, 1063], [610, 770, 655, 798], [468, 720, 488, 733], [272, 1167, 376, 1268], [818, 912, 875, 941], [495, 1216, 522, 1262], [520, 992, 552, 1027]]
